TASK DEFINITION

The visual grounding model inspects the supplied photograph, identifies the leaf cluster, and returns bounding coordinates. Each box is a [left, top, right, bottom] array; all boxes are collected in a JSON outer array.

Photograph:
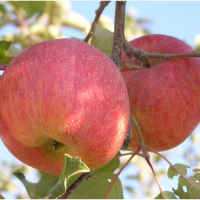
[[155, 163, 200, 199], [8, 155, 123, 199]]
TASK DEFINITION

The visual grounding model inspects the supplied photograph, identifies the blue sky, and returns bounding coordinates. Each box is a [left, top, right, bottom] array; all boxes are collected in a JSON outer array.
[[1, 1, 200, 199], [70, 1, 200, 47]]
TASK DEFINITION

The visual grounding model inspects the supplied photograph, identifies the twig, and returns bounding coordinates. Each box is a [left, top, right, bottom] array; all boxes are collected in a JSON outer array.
[[105, 145, 141, 199], [58, 171, 93, 199], [145, 157, 166, 199], [109, 1, 132, 149], [123, 40, 200, 68], [0, 65, 7, 70], [84, 1, 110, 43], [147, 147, 200, 191]]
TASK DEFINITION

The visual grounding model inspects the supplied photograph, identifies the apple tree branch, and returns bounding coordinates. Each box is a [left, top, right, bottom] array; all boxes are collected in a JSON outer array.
[[110, 1, 125, 72], [123, 39, 200, 68], [84, 1, 110, 43], [58, 172, 93, 199], [110, 1, 133, 149]]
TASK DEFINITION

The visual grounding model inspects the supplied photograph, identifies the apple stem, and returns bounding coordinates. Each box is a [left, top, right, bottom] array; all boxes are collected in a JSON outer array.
[[115, 151, 166, 198], [115, 152, 134, 158], [105, 145, 142, 199], [130, 115, 150, 160], [147, 147, 200, 191], [84, 1, 110, 43]]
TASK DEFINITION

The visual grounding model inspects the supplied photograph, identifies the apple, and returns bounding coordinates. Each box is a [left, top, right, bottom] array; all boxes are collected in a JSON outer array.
[[121, 34, 200, 151], [0, 38, 130, 175]]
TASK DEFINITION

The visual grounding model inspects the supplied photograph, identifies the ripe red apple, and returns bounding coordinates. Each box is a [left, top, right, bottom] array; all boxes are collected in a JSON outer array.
[[0, 39, 130, 175], [121, 34, 200, 151]]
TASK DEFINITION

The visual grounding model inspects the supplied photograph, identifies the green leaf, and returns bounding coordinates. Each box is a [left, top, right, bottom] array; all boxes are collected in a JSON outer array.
[[0, 40, 11, 59], [13, 170, 59, 199], [172, 177, 192, 199], [35, 172, 60, 198], [0, 4, 6, 15], [45, 154, 90, 199], [155, 191, 177, 199], [172, 171, 200, 199], [193, 168, 200, 173], [13, 154, 90, 199], [15, 1, 46, 18], [69, 172, 123, 199], [13, 170, 39, 199], [0, 44, 22, 65], [168, 164, 189, 179], [189, 172, 200, 187], [0, 194, 5, 199], [94, 157, 120, 174], [8, 44, 22, 57], [89, 25, 113, 57]]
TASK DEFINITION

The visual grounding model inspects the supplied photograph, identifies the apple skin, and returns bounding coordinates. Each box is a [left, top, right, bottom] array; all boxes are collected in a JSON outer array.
[[121, 34, 200, 151], [0, 39, 130, 175]]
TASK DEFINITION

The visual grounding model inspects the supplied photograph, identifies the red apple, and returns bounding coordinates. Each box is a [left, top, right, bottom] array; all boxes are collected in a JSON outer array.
[[0, 39, 130, 175], [121, 34, 200, 151]]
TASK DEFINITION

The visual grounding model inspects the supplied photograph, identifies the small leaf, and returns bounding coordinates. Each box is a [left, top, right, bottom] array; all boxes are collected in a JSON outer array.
[[0, 40, 11, 59], [168, 164, 189, 179], [189, 172, 200, 187], [13, 170, 38, 199], [13, 170, 59, 199], [0, 44, 22, 65], [35, 172, 60, 198], [89, 25, 113, 57], [69, 172, 123, 199], [155, 191, 177, 199], [45, 154, 90, 199], [173, 174, 200, 199], [94, 157, 120, 174]]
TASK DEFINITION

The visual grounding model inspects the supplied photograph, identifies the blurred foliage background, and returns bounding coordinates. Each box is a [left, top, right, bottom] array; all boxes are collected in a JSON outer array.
[[0, 1, 200, 199]]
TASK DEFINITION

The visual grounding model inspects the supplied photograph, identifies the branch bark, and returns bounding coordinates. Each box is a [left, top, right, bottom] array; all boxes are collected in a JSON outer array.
[[110, 1, 126, 71], [123, 39, 200, 68], [110, 2, 133, 149], [84, 1, 110, 43], [58, 172, 93, 199]]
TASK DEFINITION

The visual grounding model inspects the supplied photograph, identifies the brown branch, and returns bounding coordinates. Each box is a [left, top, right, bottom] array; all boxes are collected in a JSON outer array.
[[123, 39, 200, 68], [110, 1, 126, 71], [58, 171, 93, 199], [84, 1, 110, 43], [110, 1, 132, 149]]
